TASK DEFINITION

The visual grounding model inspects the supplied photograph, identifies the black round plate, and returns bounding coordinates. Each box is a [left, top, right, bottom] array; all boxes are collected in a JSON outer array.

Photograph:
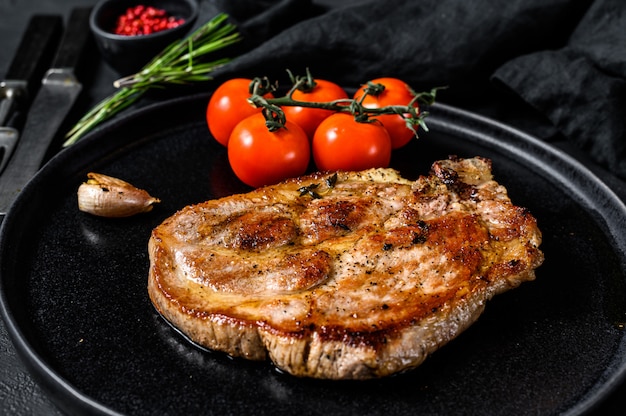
[[1, 93, 625, 416]]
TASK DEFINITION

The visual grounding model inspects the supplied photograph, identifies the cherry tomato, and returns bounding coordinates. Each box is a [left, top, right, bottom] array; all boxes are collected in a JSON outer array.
[[282, 79, 349, 140], [228, 113, 310, 188], [353, 77, 419, 149], [312, 113, 391, 172], [206, 78, 273, 147]]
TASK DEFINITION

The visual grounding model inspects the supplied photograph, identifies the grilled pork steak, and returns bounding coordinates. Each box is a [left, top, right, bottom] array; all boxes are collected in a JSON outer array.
[[148, 156, 543, 379]]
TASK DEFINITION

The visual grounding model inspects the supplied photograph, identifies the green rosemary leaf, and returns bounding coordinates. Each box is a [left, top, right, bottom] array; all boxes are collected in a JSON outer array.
[[63, 13, 241, 147]]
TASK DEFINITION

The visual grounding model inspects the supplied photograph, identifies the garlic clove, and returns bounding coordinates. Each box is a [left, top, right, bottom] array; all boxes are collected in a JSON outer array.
[[78, 172, 161, 218]]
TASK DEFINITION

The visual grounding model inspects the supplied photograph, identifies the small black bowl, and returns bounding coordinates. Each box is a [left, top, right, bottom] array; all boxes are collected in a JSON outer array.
[[90, 0, 198, 75]]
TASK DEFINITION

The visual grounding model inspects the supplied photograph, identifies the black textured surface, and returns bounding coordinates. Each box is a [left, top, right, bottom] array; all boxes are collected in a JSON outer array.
[[1, 94, 626, 415]]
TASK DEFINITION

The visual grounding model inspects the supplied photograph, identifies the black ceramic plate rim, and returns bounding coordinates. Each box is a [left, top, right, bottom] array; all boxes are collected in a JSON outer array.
[[429, 105, 626, 415], [1, 93, 625, 415]]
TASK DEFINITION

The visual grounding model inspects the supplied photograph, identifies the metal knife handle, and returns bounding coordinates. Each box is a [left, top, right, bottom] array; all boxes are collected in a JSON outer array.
[[0, 15, 62, 127], [0, 85, 20, 127], [1, 15, 63, 101], [51, 8, 92, 71], [0, 8, 91, 215]]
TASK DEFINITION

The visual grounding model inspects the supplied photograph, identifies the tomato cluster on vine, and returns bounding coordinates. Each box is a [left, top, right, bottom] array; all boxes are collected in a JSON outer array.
[[205, 74, 434, 188]]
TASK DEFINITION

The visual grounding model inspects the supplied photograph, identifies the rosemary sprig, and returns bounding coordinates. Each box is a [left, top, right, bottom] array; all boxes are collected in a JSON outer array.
[[63, 13, 241, 147]]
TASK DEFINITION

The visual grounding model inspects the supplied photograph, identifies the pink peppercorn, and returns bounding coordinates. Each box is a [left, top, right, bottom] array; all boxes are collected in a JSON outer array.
[[113, 5, 185, 36]]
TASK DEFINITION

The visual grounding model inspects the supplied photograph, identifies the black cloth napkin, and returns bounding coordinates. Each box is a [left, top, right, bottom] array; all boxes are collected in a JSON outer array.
[[194, 0, 626, 179]]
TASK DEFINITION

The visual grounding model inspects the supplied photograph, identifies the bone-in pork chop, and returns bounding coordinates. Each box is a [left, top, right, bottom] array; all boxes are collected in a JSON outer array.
[[148, 156, 543, 379]]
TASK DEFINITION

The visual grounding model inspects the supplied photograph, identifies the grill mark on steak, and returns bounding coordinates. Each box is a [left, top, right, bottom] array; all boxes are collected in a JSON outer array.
[[226, 213, 297, 250], [148, 156, 543, 379]]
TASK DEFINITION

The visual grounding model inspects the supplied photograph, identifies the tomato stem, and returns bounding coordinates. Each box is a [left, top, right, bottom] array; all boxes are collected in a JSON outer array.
[[248, 75, 444, 137], [361, 81, 386, 97], [287, 68, 317, 94]]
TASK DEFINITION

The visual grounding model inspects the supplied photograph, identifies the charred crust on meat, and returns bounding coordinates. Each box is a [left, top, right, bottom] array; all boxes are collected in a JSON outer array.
[[412, 232, 427, 244], [315, 325, 394, 349], [412, 220, 429, 244], [378, 220, 430, 249], [432, 164, 458, 185], [317, 200, 361, 233], [281, 250, 332, 289], [228, 214, 297, 251], [432, 165, 476, 199]]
